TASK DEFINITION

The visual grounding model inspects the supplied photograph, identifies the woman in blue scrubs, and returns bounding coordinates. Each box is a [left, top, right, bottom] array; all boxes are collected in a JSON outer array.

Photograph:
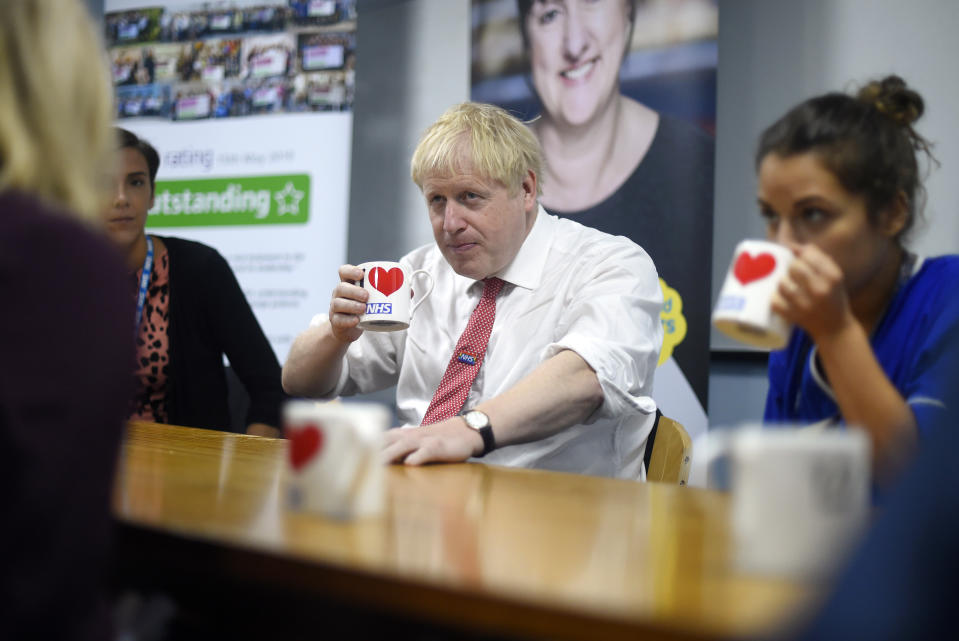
[[758, 75, 959, 484]]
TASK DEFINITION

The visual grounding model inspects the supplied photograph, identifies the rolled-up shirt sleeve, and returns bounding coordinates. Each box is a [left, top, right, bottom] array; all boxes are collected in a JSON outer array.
[[308, 312, 406, 399], [543, 242, 663, 421]]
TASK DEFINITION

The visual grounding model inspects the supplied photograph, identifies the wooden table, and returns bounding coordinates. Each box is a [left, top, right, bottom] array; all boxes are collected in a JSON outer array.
[[113, 421, 816, 640]]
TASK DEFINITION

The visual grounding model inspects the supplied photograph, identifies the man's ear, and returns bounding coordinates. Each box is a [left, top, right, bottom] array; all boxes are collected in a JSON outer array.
[[521, 169, 537, 213]]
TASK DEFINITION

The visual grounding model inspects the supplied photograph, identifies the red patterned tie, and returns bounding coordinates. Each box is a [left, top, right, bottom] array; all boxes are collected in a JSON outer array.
[[421, 277, 505, 424]]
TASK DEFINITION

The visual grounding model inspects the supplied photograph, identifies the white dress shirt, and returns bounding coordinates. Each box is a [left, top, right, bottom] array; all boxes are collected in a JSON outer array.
[[322, 208, 663, 479]]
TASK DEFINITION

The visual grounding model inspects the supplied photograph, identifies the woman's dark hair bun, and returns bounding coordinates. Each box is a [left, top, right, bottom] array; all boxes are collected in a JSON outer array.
[[856, 75, 924, 127]]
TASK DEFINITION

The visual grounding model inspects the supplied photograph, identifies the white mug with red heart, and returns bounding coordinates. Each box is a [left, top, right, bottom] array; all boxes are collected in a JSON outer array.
[[356, 260, 434, 332], [702, 425, 870, 579], [284, 400, 390, 519], [712, 239, 796, 349]]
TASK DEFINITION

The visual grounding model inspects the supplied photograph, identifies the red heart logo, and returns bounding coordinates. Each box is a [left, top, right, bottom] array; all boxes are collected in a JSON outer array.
[[733, 252, 777, 285], [288, 424, 323, 471], [369, 267, 404, 296]]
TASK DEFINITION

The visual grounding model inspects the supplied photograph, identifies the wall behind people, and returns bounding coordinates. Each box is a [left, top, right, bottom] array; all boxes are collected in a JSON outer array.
[[709, 0, 959, 427]]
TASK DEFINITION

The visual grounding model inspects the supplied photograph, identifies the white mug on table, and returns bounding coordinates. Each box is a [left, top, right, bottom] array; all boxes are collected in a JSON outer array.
[[705, 425, 871, 579], [284, 400, 390, 519]]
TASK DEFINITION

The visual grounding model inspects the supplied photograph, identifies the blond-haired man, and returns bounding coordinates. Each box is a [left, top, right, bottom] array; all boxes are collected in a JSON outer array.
[[283, 102, 663, 478]]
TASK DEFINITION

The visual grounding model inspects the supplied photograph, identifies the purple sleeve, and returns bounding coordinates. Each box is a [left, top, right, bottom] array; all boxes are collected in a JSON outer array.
[[0, 194, 134, 641]]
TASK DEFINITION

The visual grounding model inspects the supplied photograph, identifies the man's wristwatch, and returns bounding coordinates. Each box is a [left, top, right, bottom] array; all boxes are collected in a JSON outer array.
[[462, 410, 496, 457]]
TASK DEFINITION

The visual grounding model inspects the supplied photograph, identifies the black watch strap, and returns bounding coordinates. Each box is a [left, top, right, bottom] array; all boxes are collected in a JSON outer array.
[[463, 410, 496, 457], [476, 424, 495, 457]]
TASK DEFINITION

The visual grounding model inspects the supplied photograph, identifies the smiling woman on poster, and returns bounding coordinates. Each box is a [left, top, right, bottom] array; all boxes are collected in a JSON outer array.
[[517, 0, 715, 426]]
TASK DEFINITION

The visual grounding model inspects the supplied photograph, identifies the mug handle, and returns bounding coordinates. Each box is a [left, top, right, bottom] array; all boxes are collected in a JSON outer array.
[[409, 269, 435, 317]]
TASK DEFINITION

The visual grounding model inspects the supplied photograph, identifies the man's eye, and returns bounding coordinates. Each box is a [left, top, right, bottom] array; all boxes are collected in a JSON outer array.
[[458, 192, 481, 204]]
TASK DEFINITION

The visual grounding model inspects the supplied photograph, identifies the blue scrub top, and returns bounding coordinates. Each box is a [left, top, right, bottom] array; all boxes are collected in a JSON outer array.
[[765, 254, 959, 439]]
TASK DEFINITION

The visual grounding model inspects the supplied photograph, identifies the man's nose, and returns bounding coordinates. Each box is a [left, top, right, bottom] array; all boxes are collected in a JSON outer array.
[[443, 203, 467, 234]]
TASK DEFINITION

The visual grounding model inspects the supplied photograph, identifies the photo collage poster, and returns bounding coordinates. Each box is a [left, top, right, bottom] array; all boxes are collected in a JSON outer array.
[[105, 0, 357, 362], [471, 0, 718, 438]]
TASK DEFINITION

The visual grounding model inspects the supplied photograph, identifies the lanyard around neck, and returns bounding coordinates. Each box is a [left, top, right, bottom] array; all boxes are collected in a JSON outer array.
[[134, 235, 154, 338]]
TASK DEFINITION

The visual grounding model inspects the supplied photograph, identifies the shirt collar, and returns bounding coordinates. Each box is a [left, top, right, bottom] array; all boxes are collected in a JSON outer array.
[[494, 204, 555, 290], [445, 204, 555, 294]]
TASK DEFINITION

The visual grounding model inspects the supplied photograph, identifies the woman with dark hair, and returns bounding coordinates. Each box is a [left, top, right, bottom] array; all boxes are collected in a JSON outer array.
[[102, 127, 286, 436], [758, 75, 959, 482], [516, 0, 715, 421]]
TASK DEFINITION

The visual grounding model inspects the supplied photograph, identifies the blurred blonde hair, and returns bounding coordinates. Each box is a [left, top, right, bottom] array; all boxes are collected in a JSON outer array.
[[0, 0, 114, 223], [411, 102, 544, 197]]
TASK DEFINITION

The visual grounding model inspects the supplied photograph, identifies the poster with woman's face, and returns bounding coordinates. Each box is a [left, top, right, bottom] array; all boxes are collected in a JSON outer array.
[[472, 0, 717, 128], [472, 0, 718, 438]]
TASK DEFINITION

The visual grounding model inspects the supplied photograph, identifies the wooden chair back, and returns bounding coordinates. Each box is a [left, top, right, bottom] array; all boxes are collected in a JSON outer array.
[[646, 414, 693, 485]]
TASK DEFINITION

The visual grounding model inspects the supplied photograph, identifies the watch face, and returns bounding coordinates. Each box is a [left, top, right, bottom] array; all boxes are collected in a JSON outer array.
[[465, 410, 488, 429]]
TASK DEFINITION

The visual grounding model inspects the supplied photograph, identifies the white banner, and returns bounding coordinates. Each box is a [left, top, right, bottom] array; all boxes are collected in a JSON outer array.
[[105, 0, 357, 363]]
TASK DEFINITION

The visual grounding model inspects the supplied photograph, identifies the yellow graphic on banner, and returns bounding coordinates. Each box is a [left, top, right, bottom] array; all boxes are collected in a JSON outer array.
[[658, 278, 687, 366]]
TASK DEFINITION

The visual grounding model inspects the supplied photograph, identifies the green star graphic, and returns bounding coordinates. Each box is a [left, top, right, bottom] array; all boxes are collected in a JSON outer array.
[[274, 181, 305, 216]]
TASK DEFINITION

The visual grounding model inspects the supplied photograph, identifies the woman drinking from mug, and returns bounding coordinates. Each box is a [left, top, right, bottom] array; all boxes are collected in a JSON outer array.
[[103, 128, 286, 436], [758, 76, 959, 483], [517, 0, 715, 415]]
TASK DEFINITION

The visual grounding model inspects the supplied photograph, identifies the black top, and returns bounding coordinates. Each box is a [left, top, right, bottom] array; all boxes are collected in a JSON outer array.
[[0, 191, 133, 641], [159, 236, 286, 430], [547, 114, 715, 407]]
